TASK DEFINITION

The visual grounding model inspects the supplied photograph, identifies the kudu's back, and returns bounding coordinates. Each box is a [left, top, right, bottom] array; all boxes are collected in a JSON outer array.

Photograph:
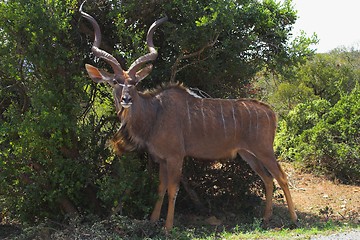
[[138, 86, 277, 161]]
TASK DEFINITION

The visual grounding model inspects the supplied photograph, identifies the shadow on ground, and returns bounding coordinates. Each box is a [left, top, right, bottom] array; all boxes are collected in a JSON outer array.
[[1, 201, 357, 240]]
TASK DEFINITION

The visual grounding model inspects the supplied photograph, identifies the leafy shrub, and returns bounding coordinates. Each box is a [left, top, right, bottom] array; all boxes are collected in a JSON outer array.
[[95, 153, 158, 219], [275, 86, 360, 183]]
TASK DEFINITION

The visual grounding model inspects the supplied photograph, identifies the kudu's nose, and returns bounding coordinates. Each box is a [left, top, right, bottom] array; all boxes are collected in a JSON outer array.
[[121, 95, 132, 108]]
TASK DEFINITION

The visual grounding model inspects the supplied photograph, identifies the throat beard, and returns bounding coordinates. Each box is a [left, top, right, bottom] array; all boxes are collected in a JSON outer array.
[[110, 122, 137, 155]]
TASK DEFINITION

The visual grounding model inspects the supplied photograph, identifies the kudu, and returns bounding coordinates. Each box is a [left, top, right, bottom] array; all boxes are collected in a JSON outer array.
[[80, 3, 297, 231]]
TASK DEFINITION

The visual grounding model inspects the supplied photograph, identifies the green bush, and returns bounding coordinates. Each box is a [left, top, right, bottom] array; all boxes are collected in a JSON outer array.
[[275, 86, 360, 183], [95, 153, 158, 218]]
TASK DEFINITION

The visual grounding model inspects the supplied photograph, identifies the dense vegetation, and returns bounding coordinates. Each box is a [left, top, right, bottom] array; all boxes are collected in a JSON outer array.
[[0, 0, 358, 235], [270, 50, 360, 184]]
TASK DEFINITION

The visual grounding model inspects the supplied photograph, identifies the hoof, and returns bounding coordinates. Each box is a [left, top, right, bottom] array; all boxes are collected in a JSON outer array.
[[261, 219, 270, 229], [289, 218, 300, 229]]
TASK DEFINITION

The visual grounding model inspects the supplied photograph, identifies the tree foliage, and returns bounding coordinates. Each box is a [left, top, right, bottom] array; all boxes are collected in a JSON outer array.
[[271, 48, 360, 183], [275, 86, 360, 183], [261, 49, 359, 115], [0, 0, 315, 223], [87, 0, 315, 97]]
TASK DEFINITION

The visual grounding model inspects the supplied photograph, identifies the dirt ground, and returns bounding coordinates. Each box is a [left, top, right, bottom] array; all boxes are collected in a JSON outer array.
[[179, 162, 360, 228], [277, 162, 360, 226]]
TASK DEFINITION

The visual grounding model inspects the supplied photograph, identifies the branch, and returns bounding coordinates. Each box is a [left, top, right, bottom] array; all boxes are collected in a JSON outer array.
[[181, 177, 207, 213], [170, 33, 220, 82]]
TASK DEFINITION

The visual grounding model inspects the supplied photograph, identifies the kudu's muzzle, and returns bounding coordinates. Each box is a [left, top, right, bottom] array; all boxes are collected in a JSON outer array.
[[120, 84, 133, 108]]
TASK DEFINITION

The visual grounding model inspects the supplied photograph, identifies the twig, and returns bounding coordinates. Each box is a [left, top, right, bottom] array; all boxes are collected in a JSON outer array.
[[170, 32, 220, 82]]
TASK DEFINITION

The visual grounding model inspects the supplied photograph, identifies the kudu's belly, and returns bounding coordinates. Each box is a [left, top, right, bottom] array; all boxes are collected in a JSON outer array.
[[184, 134, 240, 160]]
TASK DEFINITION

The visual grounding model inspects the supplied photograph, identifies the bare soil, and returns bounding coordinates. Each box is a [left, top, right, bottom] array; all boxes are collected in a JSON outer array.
[[276, 162, 360, 226], [178, 162, 360, 228]]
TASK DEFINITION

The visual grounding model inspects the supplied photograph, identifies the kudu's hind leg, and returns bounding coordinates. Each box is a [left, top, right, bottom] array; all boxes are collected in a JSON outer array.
[[239, 150, 275, 223], [256, 151, 298, 223], [150, 161, 168, 223]]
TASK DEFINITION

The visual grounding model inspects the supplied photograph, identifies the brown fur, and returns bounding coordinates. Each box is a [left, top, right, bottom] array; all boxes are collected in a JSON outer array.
[[110, 123, 137, 156], [111, 83, 276, 157], [111, 83, 194, 155], [110, 83, 298, 231]]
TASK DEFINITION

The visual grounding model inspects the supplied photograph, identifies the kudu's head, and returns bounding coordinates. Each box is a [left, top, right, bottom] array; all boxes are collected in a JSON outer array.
[[80, 1, 167, 109]]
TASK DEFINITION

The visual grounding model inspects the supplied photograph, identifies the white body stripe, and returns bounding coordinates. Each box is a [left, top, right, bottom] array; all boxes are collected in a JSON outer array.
[[186, 88, 202, 98], [231, 101, 237, 139], [201, 99, 206, 136], [263, 108, 271, 126], [186, 99, 192, 130], [220, 101, 227, 138], [254, 107, 258, 139], [241, 101, 251, 131]]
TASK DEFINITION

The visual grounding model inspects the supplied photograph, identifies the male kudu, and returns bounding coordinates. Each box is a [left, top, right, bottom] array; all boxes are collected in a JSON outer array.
[[80, 2, 297, 231]]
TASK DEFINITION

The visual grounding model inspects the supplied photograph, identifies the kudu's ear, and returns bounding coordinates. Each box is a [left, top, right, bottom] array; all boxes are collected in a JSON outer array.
[[85, 64, 114, 83], [135, 64, 153, 83]]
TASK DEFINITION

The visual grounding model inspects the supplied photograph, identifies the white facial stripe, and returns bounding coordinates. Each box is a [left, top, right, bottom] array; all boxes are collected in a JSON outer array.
[[121, 102, 132, 108], [118, 83, 135, 87]]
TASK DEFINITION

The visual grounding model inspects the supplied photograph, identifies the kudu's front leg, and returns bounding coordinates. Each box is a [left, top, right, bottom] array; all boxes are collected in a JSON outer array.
[[164, 157, 183, 231], [150, 161, 167, 223]]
